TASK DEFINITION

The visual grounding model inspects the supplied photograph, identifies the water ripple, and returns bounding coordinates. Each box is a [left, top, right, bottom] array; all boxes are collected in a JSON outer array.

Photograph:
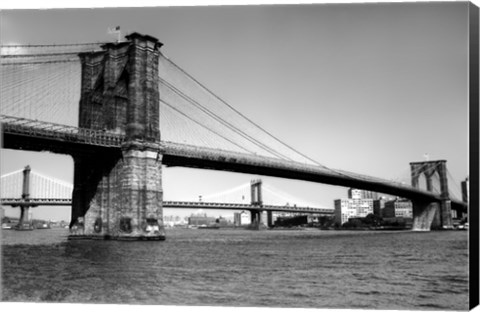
[[1, 228, 469, 309]]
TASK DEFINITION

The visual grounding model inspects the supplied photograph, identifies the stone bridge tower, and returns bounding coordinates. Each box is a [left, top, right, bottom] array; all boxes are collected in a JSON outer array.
[[14, 165, 36, 230], [70, 33, 164, 240], [410, 160, 453, 230], [250, 179, 263, 206], [249, 179, 271, 228]]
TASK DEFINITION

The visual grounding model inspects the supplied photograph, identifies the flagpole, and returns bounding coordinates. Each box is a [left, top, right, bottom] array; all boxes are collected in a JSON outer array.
[[108, 26, 122, 43]]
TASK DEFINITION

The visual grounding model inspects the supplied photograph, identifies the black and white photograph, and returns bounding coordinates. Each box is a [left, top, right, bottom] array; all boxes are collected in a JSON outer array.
[[0, 1, 478, 311]]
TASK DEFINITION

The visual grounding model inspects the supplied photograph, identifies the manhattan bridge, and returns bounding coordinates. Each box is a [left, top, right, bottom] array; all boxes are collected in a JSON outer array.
[[0, 32, 468, 240]]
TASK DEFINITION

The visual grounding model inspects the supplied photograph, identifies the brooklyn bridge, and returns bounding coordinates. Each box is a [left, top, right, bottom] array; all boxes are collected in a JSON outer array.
[[0, 32, 468, 240]]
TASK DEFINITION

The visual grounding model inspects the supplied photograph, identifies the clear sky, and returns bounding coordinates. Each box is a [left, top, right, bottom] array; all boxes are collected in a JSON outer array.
[[0, 1, 471, 221]]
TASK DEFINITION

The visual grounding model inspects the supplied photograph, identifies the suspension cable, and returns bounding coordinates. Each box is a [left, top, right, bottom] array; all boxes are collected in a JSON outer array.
[[159, 53, 330, 168], [159, 77, 292, 161], [161, 99, 253, 155]]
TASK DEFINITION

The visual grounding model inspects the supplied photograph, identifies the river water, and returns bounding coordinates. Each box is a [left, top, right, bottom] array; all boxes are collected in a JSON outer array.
[[1, 228, 469, 310]]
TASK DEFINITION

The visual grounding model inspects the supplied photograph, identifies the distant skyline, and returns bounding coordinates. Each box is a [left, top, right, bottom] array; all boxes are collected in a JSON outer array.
[[0, 2, 471, 221]]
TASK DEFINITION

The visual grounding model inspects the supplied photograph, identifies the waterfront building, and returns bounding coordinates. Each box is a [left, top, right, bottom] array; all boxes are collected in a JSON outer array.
[[334, 197, 374, 225], [348, 188, 379, 200], [164, 215, 174, 222], [164, 215, 183, 223], [373, 196, 396, 217], [188, 216, 216, 226], [241, 212, 251, 225], [233, 211, 251, 226], [348, 189, 362, 200], [373, 199, 386, 217], [163, 215, 188, 227], [383, 199, 413, 218]]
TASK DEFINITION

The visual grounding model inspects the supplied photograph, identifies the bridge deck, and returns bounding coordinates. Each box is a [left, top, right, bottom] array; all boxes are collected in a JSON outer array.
[[162, 201, 333, 213], [0, 115, 467, 211], [0, 198, 72, 206], [0, 198, 333, 214]]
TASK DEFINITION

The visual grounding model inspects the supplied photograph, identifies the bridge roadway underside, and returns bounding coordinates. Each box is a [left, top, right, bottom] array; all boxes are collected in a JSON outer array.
[[2, 132, 467, 214], [2, 132, 466, 233], [2, 131, 119, 158], [162, 202, 332, 214]]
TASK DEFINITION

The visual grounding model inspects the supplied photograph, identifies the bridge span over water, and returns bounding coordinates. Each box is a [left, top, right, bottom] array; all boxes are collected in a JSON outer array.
[[0, 197, 332, 215], [1, 166, 333, 230], [1, 117, 466, 209], [1, 32, 468, 240]]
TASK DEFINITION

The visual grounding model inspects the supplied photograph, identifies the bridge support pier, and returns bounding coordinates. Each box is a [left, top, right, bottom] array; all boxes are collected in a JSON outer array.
[[16, 206, 34, 230], [411, 199, 453, 231], [70, 144, 165, 240], [249, 180, 267, 230], [249, 210, 268, 230], [14, 165, 34, 230], [116, 143, 164, 240], [267, 211, 274, 228], [410, 160, 453, 230], [250, 210, 261, 230], [439, 199, 453, 228], [69, 32, 165, 240], [412, 200, 441, 230]]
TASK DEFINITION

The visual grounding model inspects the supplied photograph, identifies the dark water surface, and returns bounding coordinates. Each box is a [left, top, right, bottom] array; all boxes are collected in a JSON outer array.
[[1, 228, 469, 310]]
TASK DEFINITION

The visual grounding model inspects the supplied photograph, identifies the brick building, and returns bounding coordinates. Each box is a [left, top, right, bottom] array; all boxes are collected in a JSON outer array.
[[334, 189, 375, 225], [382, 199, 413, 218]]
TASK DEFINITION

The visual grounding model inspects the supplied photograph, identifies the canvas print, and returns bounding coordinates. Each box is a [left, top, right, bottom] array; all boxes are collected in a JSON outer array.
[[0, 2, 476, 310]]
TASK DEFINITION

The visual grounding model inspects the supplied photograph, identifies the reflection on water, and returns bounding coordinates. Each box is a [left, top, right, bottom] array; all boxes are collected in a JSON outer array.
[[1, 228, 468, 309]]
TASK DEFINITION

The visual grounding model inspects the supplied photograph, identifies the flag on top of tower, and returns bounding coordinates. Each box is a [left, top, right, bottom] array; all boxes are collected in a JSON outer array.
[[108, 26, 120, 33], [107, 26, 121, 42]]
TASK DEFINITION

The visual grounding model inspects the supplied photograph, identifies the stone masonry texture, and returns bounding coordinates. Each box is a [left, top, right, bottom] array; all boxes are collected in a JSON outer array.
[[72, 33, 165, 240]]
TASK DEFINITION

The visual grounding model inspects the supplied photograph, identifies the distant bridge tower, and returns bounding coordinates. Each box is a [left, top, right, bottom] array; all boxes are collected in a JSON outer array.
[[410, 160, 453, 229], [461, 177, 469, 203], [460, 177, 469, 219], [249, 179, 262, 228], [249, 179, 272, 228], [250, 179, 263, 206], [71, 33, 164, 240], [15, 166, 36, 230]]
